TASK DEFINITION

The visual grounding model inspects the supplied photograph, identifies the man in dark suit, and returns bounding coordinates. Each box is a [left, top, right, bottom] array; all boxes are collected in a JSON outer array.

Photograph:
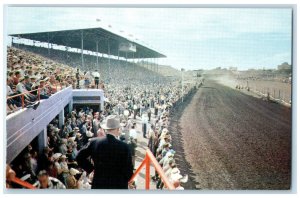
[[76, 115, 133, 189]]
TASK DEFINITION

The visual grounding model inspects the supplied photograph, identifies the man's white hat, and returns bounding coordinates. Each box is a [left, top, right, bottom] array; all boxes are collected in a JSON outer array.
[[53, 153, 62, 160], [162, 128, 168, 133], [124, 110, 129, 116], [70, 168, 81, 176], [86, 131, 94, 138], [68, 137, 76, 142], [76, 132, 82, 137]]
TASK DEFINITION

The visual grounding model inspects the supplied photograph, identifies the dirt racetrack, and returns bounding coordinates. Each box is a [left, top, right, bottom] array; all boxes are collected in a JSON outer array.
[[169, 80, 291, 190]]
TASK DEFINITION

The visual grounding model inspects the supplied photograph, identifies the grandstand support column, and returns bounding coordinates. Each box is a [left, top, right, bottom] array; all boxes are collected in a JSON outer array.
[[107, 38, 111, 79], [68, 100, 73, 113], [37, 127, 47, 154], [81, 30, 84, 69], [59, 109, 65, 129], [47, 32, 50, 56], [100, 100, 103, 112], [117, 49, 120, 67], [96, 41, 99, 68], [132, 52, 134, 63], [147, 58, 149, 70], [156, 59, 159, 73], [151, 58, 153, 71]]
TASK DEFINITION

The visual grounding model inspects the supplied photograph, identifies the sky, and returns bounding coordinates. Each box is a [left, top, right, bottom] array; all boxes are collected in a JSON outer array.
[[5, 7, 292, 70]]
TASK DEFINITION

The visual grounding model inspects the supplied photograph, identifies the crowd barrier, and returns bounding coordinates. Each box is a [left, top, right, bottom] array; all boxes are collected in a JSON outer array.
[[129, 149, 175, 190]]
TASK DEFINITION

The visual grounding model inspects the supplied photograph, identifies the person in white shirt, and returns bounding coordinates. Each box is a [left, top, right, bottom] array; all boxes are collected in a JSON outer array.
[[16, 79, 28, 93], [92, 70, 100, 89], [34, 170, 66, 189], [129, 125, 137, 141]]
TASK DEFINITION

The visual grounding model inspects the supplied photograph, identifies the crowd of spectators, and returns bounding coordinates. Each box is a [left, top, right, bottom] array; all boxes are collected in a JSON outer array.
[[6, 47, 88, 115], [7, 45, 168, 114], [6, 46, 197, 190]]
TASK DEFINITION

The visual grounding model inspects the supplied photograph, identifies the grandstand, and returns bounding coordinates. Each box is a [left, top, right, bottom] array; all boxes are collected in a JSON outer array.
[[6, 27, 195, 190], [13, 43, 166, 83]]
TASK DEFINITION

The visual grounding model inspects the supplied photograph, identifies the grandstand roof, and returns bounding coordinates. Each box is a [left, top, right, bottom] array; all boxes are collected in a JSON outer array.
[[9, 27, 166, 59]]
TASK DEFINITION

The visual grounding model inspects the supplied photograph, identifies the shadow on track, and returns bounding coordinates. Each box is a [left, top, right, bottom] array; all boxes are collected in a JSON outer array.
[[168, 86, 200, 190]]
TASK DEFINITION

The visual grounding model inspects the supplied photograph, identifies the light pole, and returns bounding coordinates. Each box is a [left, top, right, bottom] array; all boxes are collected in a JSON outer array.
[[181, 68, 185, 102]]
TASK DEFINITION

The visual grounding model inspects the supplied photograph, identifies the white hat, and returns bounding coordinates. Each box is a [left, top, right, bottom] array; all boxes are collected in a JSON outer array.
[[162, 128, 168, 133], [165, 152, 174, 158], [76, 132, 82, 137], [124, 110, 129, 116], [68, 137, 76, 142], [86, 131, 94, 138], [70, 168, 81, 176], [53, 153, 62, 160]]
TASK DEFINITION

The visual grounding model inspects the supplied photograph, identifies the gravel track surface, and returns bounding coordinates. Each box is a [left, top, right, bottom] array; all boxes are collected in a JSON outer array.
[[169, 80, 291, 190]]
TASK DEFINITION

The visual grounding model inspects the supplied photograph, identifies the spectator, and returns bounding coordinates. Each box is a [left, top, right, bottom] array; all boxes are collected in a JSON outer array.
[[13, 70, 21, 85], [34, 170, 66, 189], [92, 70, 100, 89], [76, 115, 133, 189], [23, 76, 32, 91], [16, 77, 36, 102], [66, 168, 81, 189], [38, 80, 50, 99]]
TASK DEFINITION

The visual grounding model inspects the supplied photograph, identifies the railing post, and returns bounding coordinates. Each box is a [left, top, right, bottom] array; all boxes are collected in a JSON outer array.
[[145, 155, 150, 190], [38, 88, 40, 101], [11, 177, 36, 189], [21, 94, 24, 108], [129, 149, 175, 190]]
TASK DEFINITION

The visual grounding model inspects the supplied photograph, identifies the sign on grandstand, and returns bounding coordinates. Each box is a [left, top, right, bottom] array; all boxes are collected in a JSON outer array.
[[119, 42, 136, 53]]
